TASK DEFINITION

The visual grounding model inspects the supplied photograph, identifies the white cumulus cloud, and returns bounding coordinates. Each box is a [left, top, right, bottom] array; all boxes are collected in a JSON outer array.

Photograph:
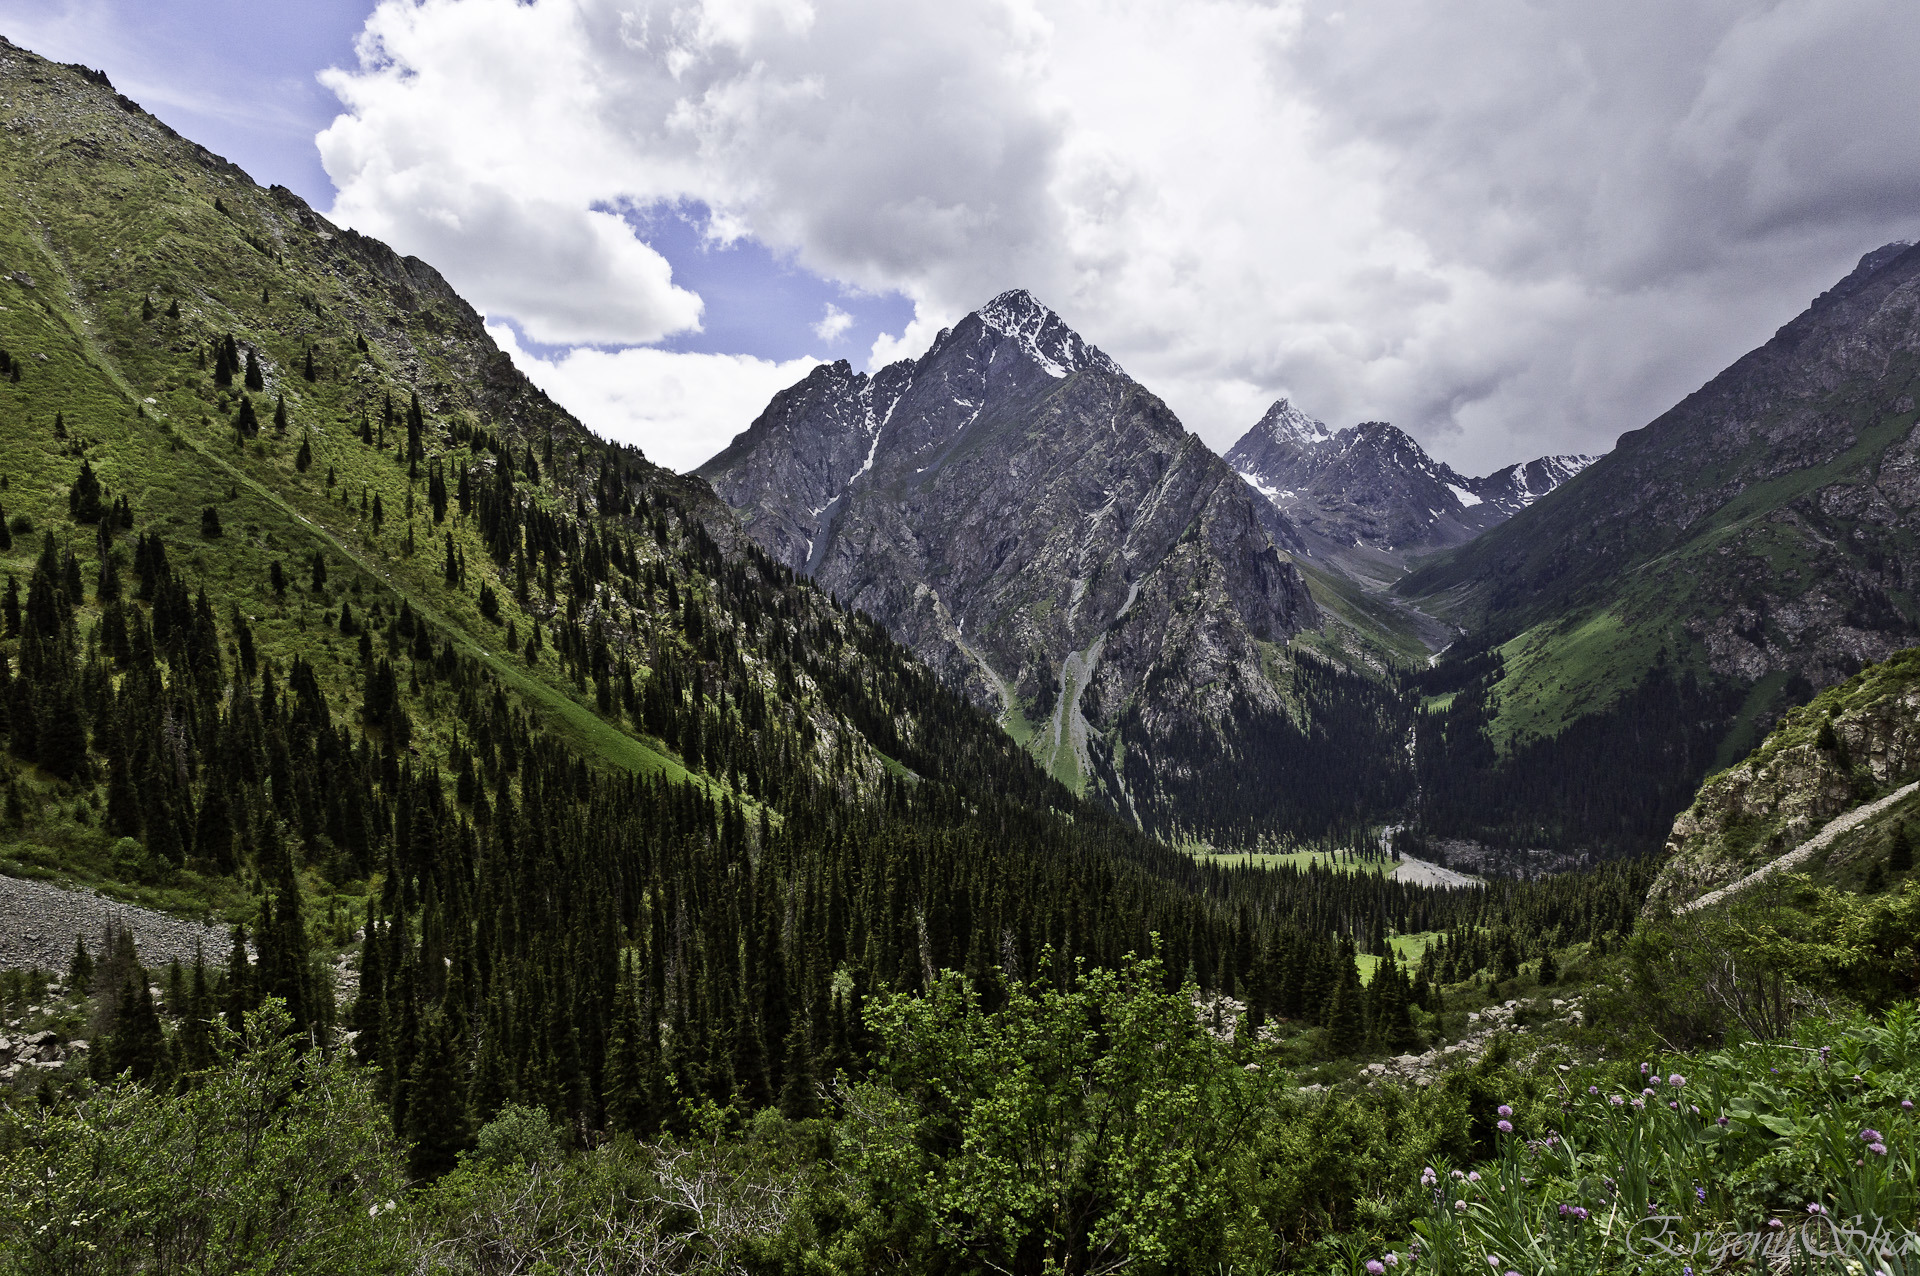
[[811, 303, 854, 342], [320, 0, 1920, 473], [489, 325, 818, 473]]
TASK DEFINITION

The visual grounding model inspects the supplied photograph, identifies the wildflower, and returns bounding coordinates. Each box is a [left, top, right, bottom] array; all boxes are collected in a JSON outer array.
[[1497, 1104, 1514, 1117], [1641, 1062, 1651, 1075], [1468, 1171, 1482, 1182], [1696, 1186, 1706, 1202], [1421, 1167, 1438, 1186], [1904, 1099, 1914, 1111], [1498, 1119, 1514, 1133], [1861, 1128, 1884, 1142], [1767, 1219, 1784, 1230], [1572, 1206, 1588, 1221], [1559, 1204, 1569, 1216], [1690, 1104, 1700, 1115], [1669, 1073, 1686, 1087], [1384, 1256, 1400, 1268], [1669, 1101, 1680, 1110], [1367, 1263, 1385, 1275], [1588, 1085, 1599, 1094], [1717, 1115, 1730, 1126], [1631, 1098, 1645, 1109], [1808, 1203, 1826, 1215], [1643, 1087, 1656, 1097], [1455, 1200, 1468, 1211], [1610, 1095, 1624, 1107], [1870, 1142, 1888, 1156]]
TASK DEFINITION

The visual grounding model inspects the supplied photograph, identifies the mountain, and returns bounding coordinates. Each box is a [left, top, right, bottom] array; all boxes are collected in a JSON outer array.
[[1402, 243, 1920, 856], [697, 291, 1411, 842], [1224, 401, 1594, 582], [0, 38, 1344, 1138], [1647, 642, 1920, 911]]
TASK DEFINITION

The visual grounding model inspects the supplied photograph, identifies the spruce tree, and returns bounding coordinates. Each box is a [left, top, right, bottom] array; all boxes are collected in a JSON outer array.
[[1891, 822, 1914, 873], [108, 970, 165, 1083], [67, 936, 93, 996], [1324, 962, 1364, 1056], [405, 1014, 470, 1179], [243, 347, 264, 391]]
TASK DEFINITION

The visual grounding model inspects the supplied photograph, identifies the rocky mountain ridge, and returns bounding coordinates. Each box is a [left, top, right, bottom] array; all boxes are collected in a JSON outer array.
[[697, 291, 1415, 840], [1403, 242, 1920, 752], [1225, 401, 1594, 579]]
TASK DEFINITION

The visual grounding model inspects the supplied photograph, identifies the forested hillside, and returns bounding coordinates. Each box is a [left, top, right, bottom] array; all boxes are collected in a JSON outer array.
[[0, 37, 1598, 1167]]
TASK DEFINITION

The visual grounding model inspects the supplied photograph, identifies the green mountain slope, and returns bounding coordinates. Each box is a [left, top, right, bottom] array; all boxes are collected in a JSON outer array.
[[1401, 243, 1920, 854]]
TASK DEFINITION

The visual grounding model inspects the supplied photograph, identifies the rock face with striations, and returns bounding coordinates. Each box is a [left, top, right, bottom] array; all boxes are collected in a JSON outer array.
[[697, 290, 1322, 829], [1225, 400, 1593, 576]]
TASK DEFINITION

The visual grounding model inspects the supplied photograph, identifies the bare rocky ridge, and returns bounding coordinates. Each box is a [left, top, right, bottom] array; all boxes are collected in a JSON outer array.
[[1402, 242, 1920, 695], [1225, 400, 1593, 582], [696, 290, 1324, 827]]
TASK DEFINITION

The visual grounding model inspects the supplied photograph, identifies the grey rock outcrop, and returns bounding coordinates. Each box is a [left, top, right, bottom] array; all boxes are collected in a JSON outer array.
[[696, 290, 1324, 833], [0, 873, 230, 975]]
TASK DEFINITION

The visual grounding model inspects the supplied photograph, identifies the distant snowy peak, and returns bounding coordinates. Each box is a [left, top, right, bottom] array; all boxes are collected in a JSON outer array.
[[1222, 403, 1606, 563], [1472, 453, 1598, 512], [1251, 398, 1333, 447], [973, 289, 1124, 380]]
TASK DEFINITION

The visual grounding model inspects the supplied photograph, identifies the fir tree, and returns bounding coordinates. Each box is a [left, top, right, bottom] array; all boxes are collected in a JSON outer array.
[[1891, 822, 1914, 874], [243, 347, 264, 391], [233, 396, 259, 439], [67, 936, 93, 996], [108, 970, 166, 1083], [405, 1013, 470, 1179], [1324, 961, 1364, 1056]]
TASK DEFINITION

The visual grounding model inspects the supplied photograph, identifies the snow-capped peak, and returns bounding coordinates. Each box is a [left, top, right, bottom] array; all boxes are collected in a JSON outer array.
[[975, 289, 1122, 380], [1253, 398, 1333, 447]]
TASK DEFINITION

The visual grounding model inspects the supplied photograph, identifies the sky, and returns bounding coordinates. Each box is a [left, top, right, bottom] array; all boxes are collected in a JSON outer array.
[[3, 0, 1917, 475]]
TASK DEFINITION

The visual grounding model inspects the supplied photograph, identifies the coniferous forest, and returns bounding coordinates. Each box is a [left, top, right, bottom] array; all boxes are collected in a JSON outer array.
[[4, 41, 1920, 1276]]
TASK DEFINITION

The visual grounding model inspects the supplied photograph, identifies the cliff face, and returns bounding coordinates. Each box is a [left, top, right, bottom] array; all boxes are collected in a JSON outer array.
[[1648, 646, 1920, 909], [698, 291, 1365, 836]]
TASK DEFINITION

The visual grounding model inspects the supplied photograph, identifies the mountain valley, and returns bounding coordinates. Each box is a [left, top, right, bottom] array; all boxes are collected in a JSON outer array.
[[2, 29, 1920, 1276]]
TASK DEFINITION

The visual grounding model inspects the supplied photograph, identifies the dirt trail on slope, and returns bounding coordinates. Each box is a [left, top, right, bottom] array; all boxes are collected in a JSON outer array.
[[1678, 780, 1920, 914]]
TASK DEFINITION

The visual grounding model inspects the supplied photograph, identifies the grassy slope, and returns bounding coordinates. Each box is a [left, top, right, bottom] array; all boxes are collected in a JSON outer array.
[[1414, 389, 1918, 759], [0, 48, 1013, 913], [0, 59, 693, 784]]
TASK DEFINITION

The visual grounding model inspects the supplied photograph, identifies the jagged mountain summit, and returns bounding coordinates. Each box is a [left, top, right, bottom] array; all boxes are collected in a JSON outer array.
[[1224, 401, 1594, 578], [697, 290, 1412, 841]]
